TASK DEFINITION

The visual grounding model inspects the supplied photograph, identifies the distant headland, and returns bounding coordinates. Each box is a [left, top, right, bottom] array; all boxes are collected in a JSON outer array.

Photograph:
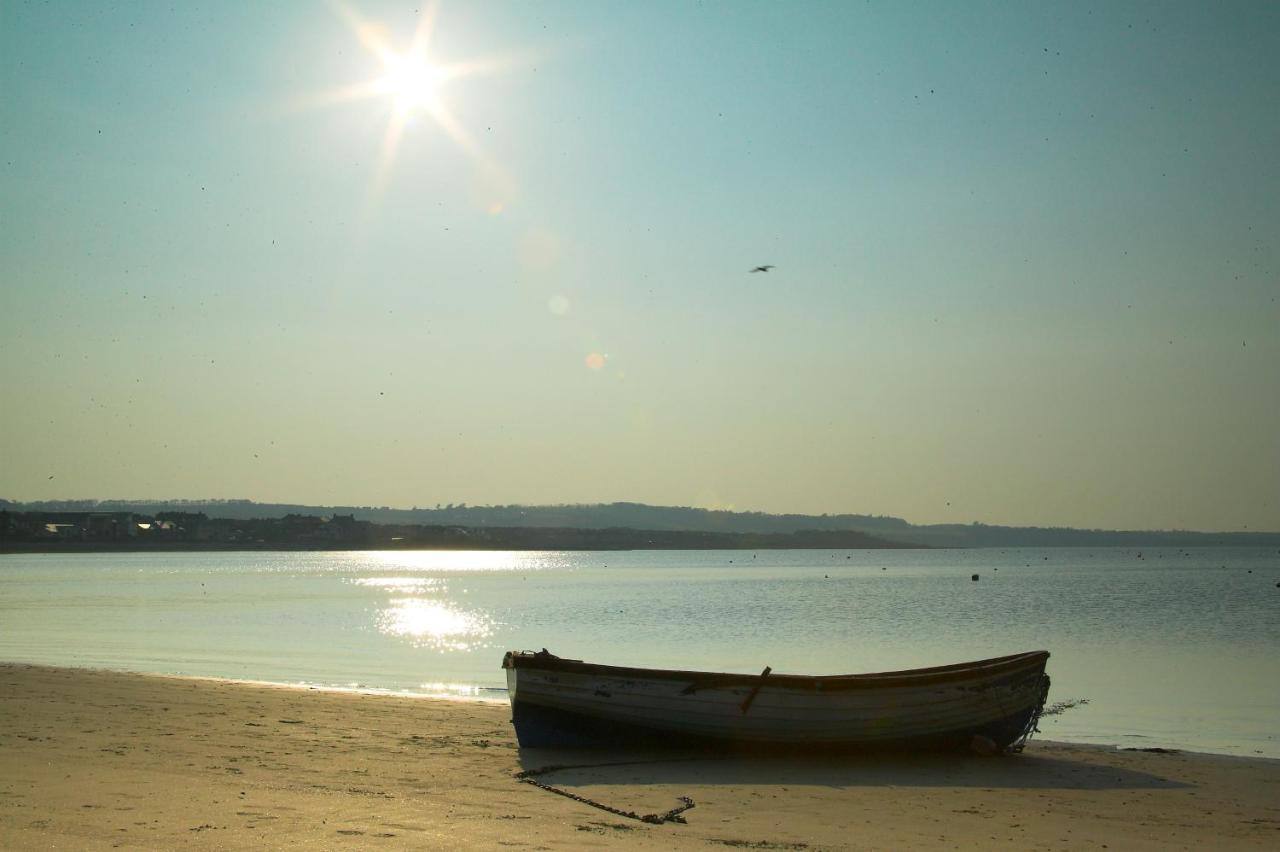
[[1, 499, 1276, 552]]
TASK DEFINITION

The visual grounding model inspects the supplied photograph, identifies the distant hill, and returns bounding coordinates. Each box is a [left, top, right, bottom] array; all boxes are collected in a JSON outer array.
[[3, 499, 1275, 548]]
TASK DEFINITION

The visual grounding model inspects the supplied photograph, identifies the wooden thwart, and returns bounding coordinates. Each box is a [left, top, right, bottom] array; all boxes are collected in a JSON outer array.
[[739, 666, 772, 714]]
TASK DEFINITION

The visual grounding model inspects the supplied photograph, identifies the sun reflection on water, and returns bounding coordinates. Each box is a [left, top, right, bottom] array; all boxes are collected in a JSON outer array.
[[377, 598, 494, 651], [417, 682, 500, 699], [349, 576, 443, 592], [362, 550, 566, 572]]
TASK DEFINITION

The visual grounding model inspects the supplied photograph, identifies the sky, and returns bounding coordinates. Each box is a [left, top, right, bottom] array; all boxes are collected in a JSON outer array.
[[1, 1, 1277, 531]]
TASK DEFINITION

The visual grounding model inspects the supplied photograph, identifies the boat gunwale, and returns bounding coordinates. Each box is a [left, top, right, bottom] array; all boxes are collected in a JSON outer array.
[[504, 649, 1049, 692]]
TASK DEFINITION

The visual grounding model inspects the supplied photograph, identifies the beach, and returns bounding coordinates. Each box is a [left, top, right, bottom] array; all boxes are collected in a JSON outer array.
[[2, 664, 1277, 849]]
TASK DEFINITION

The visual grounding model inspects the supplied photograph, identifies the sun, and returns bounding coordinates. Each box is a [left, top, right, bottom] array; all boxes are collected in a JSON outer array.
[[303, 2, 527, 214], [375, 52, 442, 115]]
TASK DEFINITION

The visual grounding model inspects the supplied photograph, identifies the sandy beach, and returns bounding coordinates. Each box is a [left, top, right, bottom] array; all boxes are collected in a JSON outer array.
[[2, 664, 1277, 850]]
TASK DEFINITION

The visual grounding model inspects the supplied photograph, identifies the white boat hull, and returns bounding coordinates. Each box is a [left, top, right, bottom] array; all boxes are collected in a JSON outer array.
[[503, 650, 1050, 752]]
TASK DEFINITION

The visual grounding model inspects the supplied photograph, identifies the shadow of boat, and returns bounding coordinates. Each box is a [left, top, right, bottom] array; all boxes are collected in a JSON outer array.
[[514, 745, 1191, 792]]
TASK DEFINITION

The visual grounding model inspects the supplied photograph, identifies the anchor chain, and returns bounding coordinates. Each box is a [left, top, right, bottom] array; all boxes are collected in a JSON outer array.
[[515, 760, 698, 825]]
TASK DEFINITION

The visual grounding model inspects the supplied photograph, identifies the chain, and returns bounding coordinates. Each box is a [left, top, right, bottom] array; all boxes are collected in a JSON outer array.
[[515, 759, 699, 825]]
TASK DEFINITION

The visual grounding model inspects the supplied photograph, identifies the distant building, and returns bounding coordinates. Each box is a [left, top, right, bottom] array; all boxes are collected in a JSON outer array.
[[37, 512, 137, 539]]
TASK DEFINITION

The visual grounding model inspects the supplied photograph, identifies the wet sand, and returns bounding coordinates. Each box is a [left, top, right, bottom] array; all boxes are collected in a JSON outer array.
[[2, 664, 1277, 849]]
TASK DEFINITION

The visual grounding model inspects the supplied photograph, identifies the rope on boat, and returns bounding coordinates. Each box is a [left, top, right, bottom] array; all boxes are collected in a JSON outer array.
[[515, 759, 700, 825], [1007, 673, 1052, 754]]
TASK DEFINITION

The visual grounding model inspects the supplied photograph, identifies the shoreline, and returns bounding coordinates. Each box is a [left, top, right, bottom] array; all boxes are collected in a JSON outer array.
[[3, 664, 1278, 849]]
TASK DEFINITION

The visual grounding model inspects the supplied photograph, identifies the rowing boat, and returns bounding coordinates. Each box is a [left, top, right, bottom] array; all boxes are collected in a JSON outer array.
[[502, 649, 1050, 753]]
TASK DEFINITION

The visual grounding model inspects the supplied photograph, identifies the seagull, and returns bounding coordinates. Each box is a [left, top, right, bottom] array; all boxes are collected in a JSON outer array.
[[749, 264, 774, 273]]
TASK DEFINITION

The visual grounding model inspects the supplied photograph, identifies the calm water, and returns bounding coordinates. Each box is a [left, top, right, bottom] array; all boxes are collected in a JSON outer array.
[[1, 548, 1277, 757]]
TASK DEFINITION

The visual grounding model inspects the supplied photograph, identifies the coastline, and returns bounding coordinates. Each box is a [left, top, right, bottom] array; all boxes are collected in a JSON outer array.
[[0, 533, 925, 554], [2, 664, 1277, 849]]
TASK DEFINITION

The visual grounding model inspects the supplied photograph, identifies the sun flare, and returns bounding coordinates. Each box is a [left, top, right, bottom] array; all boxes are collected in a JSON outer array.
[[306, 1, 526, 216], [376, 52, 442, 115]]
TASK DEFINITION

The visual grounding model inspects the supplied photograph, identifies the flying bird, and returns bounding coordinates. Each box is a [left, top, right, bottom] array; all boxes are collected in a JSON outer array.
[[749, 265, 775, 273]]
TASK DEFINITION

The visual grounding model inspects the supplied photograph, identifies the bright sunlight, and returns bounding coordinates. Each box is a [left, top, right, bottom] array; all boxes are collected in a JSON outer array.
[[306, 1, 521, 212], [375, 51, 442, 116]]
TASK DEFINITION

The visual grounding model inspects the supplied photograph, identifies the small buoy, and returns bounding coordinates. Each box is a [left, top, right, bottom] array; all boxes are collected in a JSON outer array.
[[971, 574, 980, 581]]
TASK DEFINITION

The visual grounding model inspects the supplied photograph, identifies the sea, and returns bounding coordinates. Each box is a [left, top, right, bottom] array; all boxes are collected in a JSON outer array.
[[1, 547, 1277, 758]]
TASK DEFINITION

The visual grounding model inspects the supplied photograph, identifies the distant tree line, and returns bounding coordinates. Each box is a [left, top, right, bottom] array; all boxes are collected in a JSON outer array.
[[0, 509, 913, 552], [2, 499, 1275, 548]]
